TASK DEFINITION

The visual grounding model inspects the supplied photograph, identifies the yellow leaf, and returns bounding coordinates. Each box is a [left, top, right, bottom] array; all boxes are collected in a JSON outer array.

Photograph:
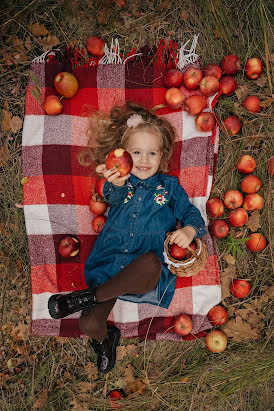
[[29, 22, 49, 36], [10, 115, 23, 133], [7, 359, 12, 369], [21, 177, 28, 185]]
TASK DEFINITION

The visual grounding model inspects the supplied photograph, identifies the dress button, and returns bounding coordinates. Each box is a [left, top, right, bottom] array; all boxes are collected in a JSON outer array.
[[130, 233, 134, 237], [120, 265, 124, 269], [132, 213, 136, 218], [138, 197, 142, 201], [124, 249, 128, 253]]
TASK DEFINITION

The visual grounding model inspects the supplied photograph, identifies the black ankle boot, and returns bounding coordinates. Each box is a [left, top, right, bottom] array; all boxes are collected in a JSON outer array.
[[48, 287, 96, 319], [90, 326, 121, 374]]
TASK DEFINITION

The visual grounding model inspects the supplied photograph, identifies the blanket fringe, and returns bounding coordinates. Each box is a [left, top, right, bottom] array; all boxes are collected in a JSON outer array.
[[32, 35, 200, 71]]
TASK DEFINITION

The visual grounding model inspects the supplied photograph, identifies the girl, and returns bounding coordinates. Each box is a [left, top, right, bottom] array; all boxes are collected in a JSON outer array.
[[48, 101, 206, 374]]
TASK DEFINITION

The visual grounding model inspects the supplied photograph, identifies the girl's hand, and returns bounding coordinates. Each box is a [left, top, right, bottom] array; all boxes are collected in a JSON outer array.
[[169, 226, 196, 248], [96, 164, 130, 187]]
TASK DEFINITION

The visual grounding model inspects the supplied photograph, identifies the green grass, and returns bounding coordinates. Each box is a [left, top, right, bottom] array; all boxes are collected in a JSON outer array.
[[0, 0, 273, 410]]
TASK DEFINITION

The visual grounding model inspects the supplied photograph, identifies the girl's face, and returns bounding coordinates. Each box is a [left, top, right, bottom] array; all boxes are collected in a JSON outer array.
[[125, 130, 163, 180]]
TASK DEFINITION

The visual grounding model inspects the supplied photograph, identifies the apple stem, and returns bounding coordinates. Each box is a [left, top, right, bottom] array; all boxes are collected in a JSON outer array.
[[59, 96, 64, 101]]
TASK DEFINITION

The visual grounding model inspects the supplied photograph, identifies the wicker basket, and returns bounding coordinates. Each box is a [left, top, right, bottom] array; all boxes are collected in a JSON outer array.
[[163, 232, 208, 277]]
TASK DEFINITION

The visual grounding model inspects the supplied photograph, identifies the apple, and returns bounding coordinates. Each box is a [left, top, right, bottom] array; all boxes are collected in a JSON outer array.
[[164, 69, 183, 88], [205, 330, 227, 353], [86, 36, 105, 57], [195, 111, 216, 132], [58, 237, 79, 258], [242, 95, 261, 113], [223, 190, 243, 209], [206, 198, 225, 218], [95, 178, 107, 198], [228, 208, 248, 227], [219, 76, 238, 96], [221, 115, 241, 136], [92, 215, 107, 234], [105, 148, 133, 177], [237, 154, 256, 174], [207, 305, 228, 325], [246, 233, 266, 252], [183, 67, 203, 90], [185, 94, 207, 116], [199, 75, 219, 96], [108, 388, 126, 410], [221, 54, 241, 75], [241, 175, 261, 193], [267, 157, 274, 176], [169, 243, 187, 260], [185, 241, 198, 259], [230, 279, 250, 298], [43, 95, 63, 115], [245, 57, 263, 80], [165, 87, 184, 109], [174, 314, 193, 336], [243, 193, 264, 211], [209, 219, 229, 238], [203, 63, 222, 80], [89, 196, 108, 215], [54, 72, 79, 98]]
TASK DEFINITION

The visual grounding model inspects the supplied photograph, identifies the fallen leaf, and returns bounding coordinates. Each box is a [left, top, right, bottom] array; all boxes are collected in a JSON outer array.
[[124, 364, 135, 383], [39, 34, 59, 52], [235, 85, 250, 101], [260, 97, 273, 107], [1, 109, 12, 131], [29, 22, 49, 36], [220, 264, 237, 301], [84, 362, 98, 381], [157, 0, 170, 10], [21, 177, 28, 185], [223, 254, 236, 265], [115, 0, 126, 7], [254, 75, 267, 87], [246, 210, 261, 232], [221, 316, 261, 342], [33, 389, 48, 410], [97, 7, 111, 25], [0, 146, 10, 167], [25, 36, 32, 51], [126, 378, 147, 396], [78, 381, 97, 393], [10, 115, 23, 133]]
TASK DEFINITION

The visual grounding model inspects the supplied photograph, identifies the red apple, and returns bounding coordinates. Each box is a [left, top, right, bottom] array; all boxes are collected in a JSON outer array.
[[207, 305, 228, 325], [243, 193, 264, 211], [267, 157, 274, 176], [246, 233, 266, 252], [242, 95, 261, 113], [223, 190, 243, 209], [165, 87, 184, 109], [237, 155, 256, 174], [203, 63, 222, 80], [199, 75, 219, 96], [95, 178, 107, 198], [164, 69, 183, 88], [209, 219, 229, 238], [230, 279, 250, 298], [174, 314, 193, 336], [54, 72, 79, 98], [185, 94, 207, 116], [92, 215, 107, 234], [58, 237, 79, 258], [183, 67, 203, 90], [219, 76, 238, 96], [221, 54, 241, 75], [185, 241, 198, 259], [169, 243, 187, 260], [89, 196, 108, 215], [228, 208, 248, 227], [86, 36, 105, 57], [222, 115, 241, 136], [43, 95, 63, 115], [245, 57, 263, 80], [205, 330, 227, 353], [105, 148, 133, 177], [195, 111, 216, 132], [241, 175, 262, 193], [206, 198, 225, 218]]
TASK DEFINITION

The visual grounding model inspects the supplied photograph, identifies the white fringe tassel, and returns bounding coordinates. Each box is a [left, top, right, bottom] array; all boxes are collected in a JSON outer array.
[[177, 34, 200, 70]]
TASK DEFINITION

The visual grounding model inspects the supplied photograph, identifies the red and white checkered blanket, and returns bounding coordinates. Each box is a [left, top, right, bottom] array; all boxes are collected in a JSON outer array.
[[22, 40, 221, 340]]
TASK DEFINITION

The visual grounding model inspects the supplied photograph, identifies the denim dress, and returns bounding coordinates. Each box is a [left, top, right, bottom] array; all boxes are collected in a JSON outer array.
[[84, 172, 206, 309]]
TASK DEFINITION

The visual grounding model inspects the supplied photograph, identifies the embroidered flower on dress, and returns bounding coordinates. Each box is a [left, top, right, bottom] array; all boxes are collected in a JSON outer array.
[[124, 182, 135, 204], [126, 114, 145, 129], [154, 193, 168, 205]]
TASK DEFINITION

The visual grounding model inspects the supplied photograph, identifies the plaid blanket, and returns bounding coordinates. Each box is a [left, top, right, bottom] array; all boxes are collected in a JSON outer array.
[[22, 40, 221, 340]]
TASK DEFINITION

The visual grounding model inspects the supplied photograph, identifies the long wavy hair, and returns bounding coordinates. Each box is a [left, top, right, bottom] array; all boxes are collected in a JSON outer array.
[[78, 101, 177, 174]]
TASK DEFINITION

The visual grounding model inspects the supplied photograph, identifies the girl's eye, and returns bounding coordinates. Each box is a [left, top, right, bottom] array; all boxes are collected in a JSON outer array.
[[150, 152, 157, 156], [133, 151, 140, 154]]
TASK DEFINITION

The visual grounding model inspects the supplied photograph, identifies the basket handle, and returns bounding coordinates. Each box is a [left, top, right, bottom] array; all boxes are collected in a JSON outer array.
[[166, 232, 199, 256]]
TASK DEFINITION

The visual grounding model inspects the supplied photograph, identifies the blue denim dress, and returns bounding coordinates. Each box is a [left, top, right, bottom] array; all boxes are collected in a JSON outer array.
[[84, 172, 206, 309]]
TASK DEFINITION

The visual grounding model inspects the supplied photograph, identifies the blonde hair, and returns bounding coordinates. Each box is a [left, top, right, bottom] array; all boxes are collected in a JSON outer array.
[[78, 101, 177, 174]]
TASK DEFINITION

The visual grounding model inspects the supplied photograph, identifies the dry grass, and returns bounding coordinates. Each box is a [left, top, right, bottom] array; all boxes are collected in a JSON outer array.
[[0, 0, 273, 410]]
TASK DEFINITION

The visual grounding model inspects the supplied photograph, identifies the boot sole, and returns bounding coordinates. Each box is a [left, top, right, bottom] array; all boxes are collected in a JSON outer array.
[[100, 326, 121, 374], [48, 295, 64, 319]]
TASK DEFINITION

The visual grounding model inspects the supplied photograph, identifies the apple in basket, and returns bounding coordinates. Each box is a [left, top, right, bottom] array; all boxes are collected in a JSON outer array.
[[237, 155, 256, 174], [185, 241, 198, 259], [164, 69, 183, 88], [245, 57, 263, 80], [54, 72, 79, 98], [174, 314, 193, 336], [92, 215, 107, 234], [203, 63, 222, 80], [59, 237, 80, 258], [206, 198, 224, 218], [242, 95, 261, 113], [106, 148, 133, 177], [241, 175, 261, 193], [185, 95, 207, 116], [169, 243, 187, 260], [209, 220, 229, 239], [207, 305, 228, 326], [205, 330, 227, 353], [228, 208, 248, 227], [86, 36, 105, 57], [221, 54, 241, 75], [199, 75, 219, 97], [223, 189, 243, 209], [165, 88, 185, 109], [221, 115, 241, 136], [246, 233, 266, 252], [230, 279, 250, 298], [195, 111, 216, 132], [183, 67, 203, 90], [43, 95, 63, 115]]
